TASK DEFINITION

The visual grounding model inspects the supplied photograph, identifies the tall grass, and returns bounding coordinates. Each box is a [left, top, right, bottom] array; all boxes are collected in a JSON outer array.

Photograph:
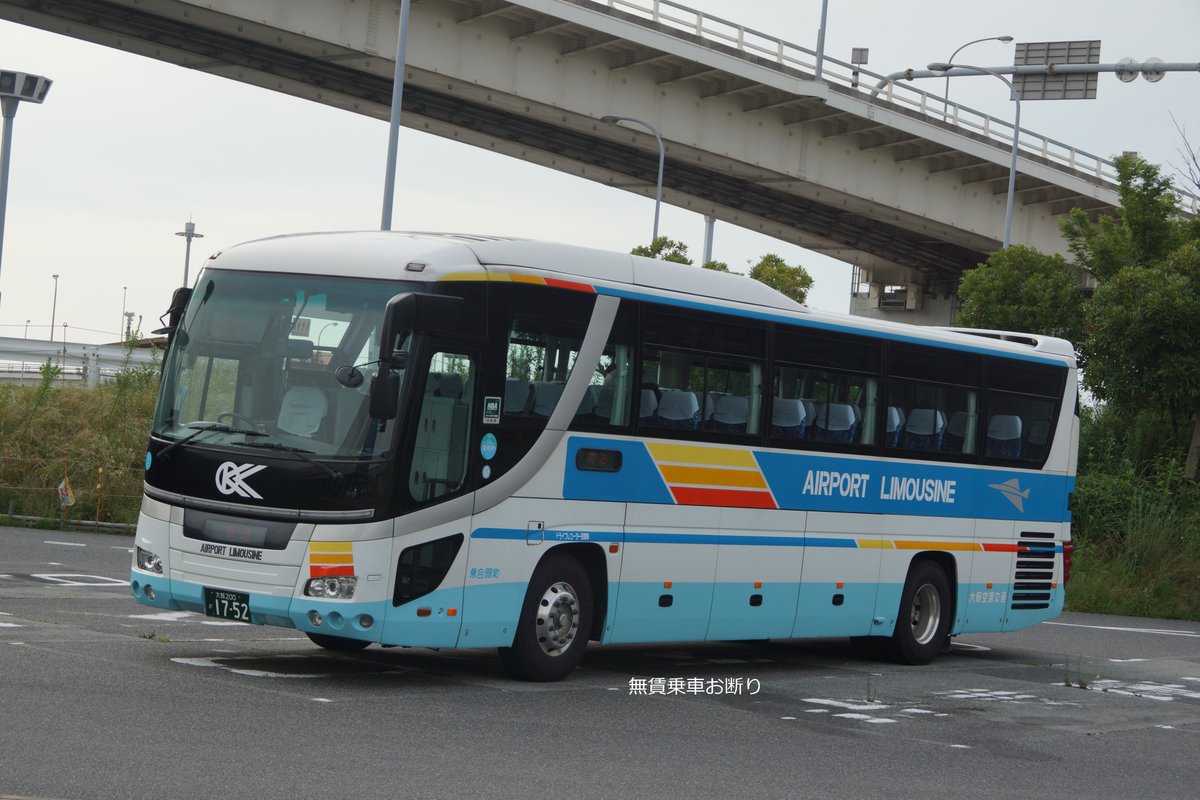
[[1068, 406, 1200, 620], [0, 356, 158, 525]]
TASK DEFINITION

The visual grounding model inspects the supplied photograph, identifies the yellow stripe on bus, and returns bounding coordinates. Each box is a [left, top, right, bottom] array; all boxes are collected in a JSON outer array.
[[308, 541, 353, 553], [309, 553, 354, 565], [647, 443, 758, 469], [856, 539, 894, 549], [893, 541, 981, 552], [659, 464, 768, 489]]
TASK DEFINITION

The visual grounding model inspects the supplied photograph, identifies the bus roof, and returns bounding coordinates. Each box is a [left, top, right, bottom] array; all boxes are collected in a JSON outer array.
[[209, 231, 1074, 366]]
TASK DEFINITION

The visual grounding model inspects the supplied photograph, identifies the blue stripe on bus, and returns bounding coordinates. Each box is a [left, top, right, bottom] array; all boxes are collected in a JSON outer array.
[[595, 285, 1067, 366]]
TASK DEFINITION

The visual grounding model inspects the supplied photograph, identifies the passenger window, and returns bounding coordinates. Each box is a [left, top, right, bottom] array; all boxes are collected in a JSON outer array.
[[409, 351, 474, 505], [641, 348, 763, 436], [772, 366, 877, 447], [986, 391, 1057, 463], [885, 380, 977, 456], [572, 303, 635, 431], [503, 317, 583, 418]]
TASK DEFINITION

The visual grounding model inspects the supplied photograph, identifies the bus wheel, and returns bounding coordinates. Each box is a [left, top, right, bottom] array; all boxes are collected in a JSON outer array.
[[889, 560, 951, 665], [305, 632, 371, 652], [499, 554, 592, 682]]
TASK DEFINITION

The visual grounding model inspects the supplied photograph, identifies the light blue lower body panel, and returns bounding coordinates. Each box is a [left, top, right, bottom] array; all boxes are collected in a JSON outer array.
[[608, 581, 715, 644], [706, 582, 800, 641], [453, 582, 529, 648], [380, 586, 466, 648], [793, 581, 882, 638]]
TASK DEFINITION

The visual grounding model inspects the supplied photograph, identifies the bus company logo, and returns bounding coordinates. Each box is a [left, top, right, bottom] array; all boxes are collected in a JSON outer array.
[[215, 462, 267, 500], [987, 478, 1030, 512]]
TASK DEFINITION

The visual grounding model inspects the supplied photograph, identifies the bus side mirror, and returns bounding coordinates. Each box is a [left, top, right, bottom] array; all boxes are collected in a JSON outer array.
[[151, 287, 193, 336], [379, 292, 463, 366], [369, 368, 401, 420]]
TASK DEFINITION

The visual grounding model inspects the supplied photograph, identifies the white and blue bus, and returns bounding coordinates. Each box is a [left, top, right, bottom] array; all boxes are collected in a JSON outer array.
[[131, 232, 1077, 681]]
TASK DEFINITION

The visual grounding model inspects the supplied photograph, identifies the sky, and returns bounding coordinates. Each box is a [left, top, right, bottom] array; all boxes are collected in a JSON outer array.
[[0, 0, 1196, 344]]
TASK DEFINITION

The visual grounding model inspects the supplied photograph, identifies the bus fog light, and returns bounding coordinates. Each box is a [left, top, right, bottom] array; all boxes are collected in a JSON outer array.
[[309, 610, 323, 626], [304, 576, 357, 599], [136, 547, 163, 575], [144, 585, 156, 600], [358, 614, 374, 629]]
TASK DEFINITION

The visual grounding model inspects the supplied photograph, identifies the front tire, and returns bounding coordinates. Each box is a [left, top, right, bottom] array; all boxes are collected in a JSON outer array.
[[888, 560, 951, 665], [499, 553, 592, 682], [305, 632, 371, 652]]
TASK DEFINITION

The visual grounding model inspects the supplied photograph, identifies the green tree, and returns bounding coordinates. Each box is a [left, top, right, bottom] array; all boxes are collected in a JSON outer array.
[[632, 237, 693, 264], [1060, 153, 1189, 281], [701, 260, 730, 272], [956, 245, 1085, 344], [748, 253, 813, 304]]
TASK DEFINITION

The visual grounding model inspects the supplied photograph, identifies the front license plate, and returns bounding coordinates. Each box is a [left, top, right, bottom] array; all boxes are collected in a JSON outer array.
[[204, 587, 251, 622]]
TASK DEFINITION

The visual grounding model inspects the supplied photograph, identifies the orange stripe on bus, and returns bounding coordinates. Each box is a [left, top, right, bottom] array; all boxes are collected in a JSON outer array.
[[659, 464, 768, 489], [309, 553, 354, 565], [670, 486, 776, 509]]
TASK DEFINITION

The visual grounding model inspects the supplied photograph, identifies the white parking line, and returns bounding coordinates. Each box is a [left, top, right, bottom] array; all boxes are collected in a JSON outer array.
[[1042, 621, 1200, 638], [45, 540, 86, 547]]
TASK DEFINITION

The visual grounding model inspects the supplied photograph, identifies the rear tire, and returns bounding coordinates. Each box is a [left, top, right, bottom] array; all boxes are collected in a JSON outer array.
[[888, 560, 951, 665], [498, 553, 592, 682], [305, 632, 371, 652]]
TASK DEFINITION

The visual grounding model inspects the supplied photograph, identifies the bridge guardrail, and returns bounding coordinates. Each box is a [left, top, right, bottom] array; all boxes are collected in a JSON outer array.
[[578, 0, 1199, 215]]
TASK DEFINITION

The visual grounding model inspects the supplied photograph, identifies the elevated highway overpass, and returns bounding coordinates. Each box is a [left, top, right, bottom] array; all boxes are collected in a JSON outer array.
[[4, 0, 1190, 323]]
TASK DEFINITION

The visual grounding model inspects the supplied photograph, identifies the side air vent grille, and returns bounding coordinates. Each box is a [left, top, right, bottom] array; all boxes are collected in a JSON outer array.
[[1010, 531, 1056, 610]]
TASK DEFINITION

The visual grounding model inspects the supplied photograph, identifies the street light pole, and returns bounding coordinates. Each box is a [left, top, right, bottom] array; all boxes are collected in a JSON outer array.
[[0, 70, 52, 315], [600, 115, 665, 244], [380, 0, 413, 231], [930, 62, 1021, 248], [175, 221, 204, 288], [943, 36, 1013, 116], [50, 272, 58, 335]]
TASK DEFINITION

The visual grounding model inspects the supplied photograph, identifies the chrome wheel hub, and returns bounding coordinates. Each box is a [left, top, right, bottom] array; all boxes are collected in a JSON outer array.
[[535, 581, 580, 656]]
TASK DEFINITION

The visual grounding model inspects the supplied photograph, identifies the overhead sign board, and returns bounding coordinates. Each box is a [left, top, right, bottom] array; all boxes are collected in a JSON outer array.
[[1013, 40, 1100, 100]]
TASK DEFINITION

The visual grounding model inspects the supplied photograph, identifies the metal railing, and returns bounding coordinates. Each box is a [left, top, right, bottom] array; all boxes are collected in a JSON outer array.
[[570, 0, 1199, 214]]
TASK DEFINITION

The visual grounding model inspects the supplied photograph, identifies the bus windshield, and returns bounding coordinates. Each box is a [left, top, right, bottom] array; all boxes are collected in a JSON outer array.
[[152, 269, 421, 459]]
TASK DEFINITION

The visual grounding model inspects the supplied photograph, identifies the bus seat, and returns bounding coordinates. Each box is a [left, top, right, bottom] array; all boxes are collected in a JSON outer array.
[[707, 395, 749, 433], [593, 385, 614, 421], [944, 410, 969, 453], [576, 384, 600, 417], [531, 381, 566, 417], [771, 398, 807, 439], [903, 408, 945, 450], [1025, 419, 1050, 459], [504, 378, 533, 414], [638, 389, 659, 420], [277, 386, 328, 438], [655, 390, 700, 428], [817, 402, 857, 443], [885, 406, 904, 447], [986, 414, 1023, 458]]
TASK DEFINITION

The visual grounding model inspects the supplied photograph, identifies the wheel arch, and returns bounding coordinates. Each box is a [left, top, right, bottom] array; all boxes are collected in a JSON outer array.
[[906, 550, 959, 632], [536, 543, 609, 642]]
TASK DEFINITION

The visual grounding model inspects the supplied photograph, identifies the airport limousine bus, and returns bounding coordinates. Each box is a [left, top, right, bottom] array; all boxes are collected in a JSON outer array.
[[131, 232, 1077, 681]]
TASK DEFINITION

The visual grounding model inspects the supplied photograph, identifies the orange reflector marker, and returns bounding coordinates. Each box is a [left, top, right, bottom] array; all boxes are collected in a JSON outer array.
[[416, 608, 432, 617], [664, 581, 672, 589], [836, 582, 844, 589], [447, 608, 457, 617], [754, 581, 762, 589], [609, 544, 619, 554], [1052, 583, 1058, 589], [987, 583, 993, 589]]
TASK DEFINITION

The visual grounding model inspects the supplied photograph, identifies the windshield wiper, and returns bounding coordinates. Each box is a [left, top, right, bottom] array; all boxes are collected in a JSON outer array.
[[158, 423, 266, 460], [241, 441, 342, 481]]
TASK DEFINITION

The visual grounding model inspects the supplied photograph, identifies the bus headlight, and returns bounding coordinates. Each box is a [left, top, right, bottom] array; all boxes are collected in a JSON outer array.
[[304, 576, 357, 599], [136, 547, 163, 575]]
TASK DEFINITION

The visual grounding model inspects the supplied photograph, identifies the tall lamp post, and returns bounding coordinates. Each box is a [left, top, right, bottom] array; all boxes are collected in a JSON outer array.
[[600, 115, 665, 244], [175, 220, 203, 287], [930, 62, 1021, 249], [50, 272, 58, 335], [942, 36, 1013, 114], [0, 69, 52, 315]]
